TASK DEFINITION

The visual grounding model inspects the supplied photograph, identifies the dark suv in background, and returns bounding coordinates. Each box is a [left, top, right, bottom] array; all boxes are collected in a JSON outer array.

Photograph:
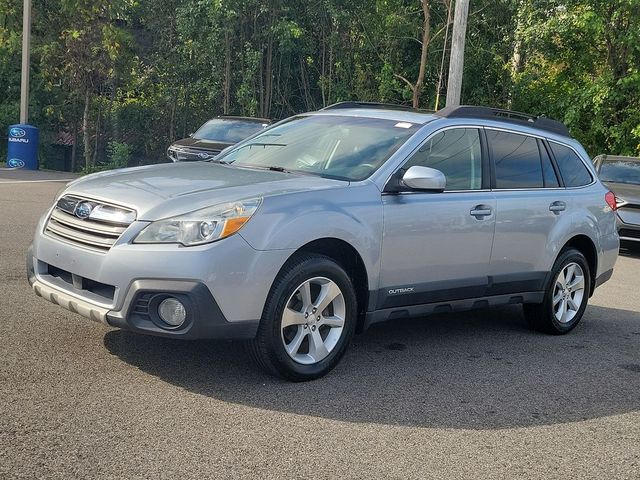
[[167, 116, 271, 162]]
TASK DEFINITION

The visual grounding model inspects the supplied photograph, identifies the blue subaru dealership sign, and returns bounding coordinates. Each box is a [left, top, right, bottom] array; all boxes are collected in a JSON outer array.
[[7, 124, 39, 170]]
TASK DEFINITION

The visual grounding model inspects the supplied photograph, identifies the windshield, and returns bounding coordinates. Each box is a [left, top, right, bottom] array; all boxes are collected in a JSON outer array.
[[217, 115, 420, 181], [193, 119, 268, 143], [599, 157, 640, 185]]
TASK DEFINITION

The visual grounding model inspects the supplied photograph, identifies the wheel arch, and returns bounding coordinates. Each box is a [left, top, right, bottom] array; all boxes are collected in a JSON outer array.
[[284, 238, 371, 333], [559, 234, 598, 295]]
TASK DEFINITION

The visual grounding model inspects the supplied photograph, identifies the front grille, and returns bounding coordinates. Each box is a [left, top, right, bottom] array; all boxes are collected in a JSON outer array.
[[45, 195, 136, 252], [47, 264, 116, 301], [169, 147, 220, 161], [619, 228, 640, 240]]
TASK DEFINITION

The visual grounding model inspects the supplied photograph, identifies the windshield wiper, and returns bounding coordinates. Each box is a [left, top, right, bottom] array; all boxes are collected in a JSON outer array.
[[265, 166, 290, 173], [238, 164, 293, 174]]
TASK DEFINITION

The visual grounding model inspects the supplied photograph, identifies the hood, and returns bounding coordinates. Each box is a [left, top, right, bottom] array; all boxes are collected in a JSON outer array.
[[63, 162, 347, 220], [171, 137, 234, 151], [603, 181, 640, 205]]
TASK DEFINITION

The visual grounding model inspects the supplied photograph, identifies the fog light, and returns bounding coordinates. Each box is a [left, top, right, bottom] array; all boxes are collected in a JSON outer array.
[[157, 297, 186, 327]]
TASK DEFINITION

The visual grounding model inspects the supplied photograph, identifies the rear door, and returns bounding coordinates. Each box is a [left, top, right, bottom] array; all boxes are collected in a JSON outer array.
[[379, 127, 496, 309], [487, 128, 573, 293]]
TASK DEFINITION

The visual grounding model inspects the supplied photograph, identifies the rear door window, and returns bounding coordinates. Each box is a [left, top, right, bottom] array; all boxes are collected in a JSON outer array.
[[488, 130, 543, 189], [549, 142, 593, 187]]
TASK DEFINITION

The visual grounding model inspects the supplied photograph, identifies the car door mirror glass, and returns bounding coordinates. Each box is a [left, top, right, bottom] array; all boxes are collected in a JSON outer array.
[[402, 166, 446, 191]]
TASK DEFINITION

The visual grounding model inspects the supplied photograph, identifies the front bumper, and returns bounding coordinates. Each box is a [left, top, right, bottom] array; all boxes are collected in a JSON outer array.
[[28, 250, 258, 339], [27, 220, 294, 339]]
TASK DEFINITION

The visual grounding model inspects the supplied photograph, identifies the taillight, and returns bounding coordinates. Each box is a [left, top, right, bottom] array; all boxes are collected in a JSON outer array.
[[605, 191, 617, 211]]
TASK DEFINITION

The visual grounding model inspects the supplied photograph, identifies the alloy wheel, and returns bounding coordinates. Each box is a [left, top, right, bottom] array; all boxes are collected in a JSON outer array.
[[280, 276, 346, 365], [552, 262, 586, 324]]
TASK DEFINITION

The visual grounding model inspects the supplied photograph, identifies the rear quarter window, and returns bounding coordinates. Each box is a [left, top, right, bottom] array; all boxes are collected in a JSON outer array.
[[549, 142, 593, 187]]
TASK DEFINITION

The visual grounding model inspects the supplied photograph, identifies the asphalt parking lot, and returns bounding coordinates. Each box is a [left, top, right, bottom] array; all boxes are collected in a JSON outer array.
[[1, 172, 639, 479]]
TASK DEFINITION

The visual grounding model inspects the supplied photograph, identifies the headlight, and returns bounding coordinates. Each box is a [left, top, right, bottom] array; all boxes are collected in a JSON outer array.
[[134, 198, 261, 246], [167, 147, 179, 161]]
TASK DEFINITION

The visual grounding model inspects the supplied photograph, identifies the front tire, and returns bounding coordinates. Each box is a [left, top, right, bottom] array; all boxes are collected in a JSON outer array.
[[524, 248, 591, 334], [249, 253, 357, 381]]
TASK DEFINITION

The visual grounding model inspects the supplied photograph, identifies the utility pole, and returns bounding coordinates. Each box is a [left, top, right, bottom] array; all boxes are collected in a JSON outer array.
[[445, 0, 470, 107], [20, 0, 32, 124], [434, 0, 452, 111]]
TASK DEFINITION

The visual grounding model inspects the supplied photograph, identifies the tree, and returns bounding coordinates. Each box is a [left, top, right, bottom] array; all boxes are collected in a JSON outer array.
[[39, 0, 133, 168], [393, 0, 431, 108], [511, 0, 640, 156], [2, 0, 638, 169]]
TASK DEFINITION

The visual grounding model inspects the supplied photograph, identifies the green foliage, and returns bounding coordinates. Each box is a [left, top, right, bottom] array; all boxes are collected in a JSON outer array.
[[106, 140, 132, 168], [80, 140, 132, 174], [511, 0, 640, 156], [1, 0, 638, 169]]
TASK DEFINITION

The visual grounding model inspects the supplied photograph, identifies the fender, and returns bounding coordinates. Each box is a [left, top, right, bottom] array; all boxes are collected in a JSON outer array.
[[239, 182, 383, 292]]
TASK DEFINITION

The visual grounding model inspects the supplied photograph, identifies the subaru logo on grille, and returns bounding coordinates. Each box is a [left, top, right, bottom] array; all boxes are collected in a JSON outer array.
[[74, 202, 93, 219], [197, 152, 210, 159], [9, 127, 26, 138]]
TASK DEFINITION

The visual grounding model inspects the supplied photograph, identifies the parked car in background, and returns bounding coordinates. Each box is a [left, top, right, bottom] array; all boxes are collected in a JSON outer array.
[[28, 103, 618, 381], [593, 155, 640, 242], [167, 116, 271, 162]]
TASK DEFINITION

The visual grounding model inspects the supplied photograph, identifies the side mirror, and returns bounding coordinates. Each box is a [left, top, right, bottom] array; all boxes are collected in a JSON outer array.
[[402, 166, 446, 191]]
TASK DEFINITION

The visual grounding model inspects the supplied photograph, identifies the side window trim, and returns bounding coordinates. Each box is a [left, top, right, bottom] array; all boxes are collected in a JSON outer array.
[[540, 139, 565, 188], [479, 127, 491, 190]]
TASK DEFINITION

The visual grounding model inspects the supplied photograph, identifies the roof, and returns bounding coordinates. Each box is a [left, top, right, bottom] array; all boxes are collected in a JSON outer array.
[[593, 153, 640, 163], [595, 155, 640, 161], [217, 115, 272, 124], [312, 102, 571, 138], [53, 130, 75, 146], [310, 108, 436, 125]]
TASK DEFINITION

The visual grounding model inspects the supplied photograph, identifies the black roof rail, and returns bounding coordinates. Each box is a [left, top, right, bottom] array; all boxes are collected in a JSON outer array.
[[434, 105, 570, 137], [321, 101, 432, 113]]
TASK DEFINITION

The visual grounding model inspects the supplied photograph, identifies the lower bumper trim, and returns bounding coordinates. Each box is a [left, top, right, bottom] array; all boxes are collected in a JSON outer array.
[[32, 276, 258, 340], [32, 280, 109, 324]]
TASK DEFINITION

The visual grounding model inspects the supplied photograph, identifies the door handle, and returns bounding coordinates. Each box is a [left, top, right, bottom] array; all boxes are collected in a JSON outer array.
[[549, 201, 566, 213], [470, 205, 493, 218]]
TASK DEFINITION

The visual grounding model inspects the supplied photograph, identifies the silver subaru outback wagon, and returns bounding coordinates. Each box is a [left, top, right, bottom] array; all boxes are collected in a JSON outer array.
[[27, 103, 619, 381]]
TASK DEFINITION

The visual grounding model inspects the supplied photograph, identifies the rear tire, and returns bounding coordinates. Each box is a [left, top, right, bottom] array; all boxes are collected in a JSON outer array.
[[248, 253, 357, 381], [524, 248, 591, 334]]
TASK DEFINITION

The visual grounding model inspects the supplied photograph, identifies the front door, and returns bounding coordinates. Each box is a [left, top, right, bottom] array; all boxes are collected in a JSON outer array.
[[379, 127, 496, 309]]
